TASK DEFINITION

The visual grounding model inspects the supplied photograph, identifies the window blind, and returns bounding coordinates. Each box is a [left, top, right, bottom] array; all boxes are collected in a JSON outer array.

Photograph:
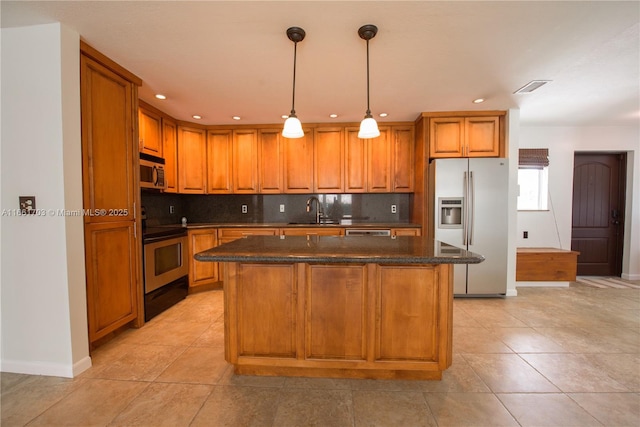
[[519, 148, 549, 169]]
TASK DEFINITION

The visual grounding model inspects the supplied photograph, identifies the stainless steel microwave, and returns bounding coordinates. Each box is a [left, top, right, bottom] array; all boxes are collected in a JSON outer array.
[[140, 153, 167, 190]]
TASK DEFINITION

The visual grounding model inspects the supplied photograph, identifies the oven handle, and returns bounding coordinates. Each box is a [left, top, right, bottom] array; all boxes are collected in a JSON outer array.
[[143, 233, 187, 244]]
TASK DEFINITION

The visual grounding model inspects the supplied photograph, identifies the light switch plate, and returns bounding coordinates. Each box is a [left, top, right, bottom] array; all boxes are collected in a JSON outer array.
[[280, 204, 285, 213], [19, 196, 36, 214]]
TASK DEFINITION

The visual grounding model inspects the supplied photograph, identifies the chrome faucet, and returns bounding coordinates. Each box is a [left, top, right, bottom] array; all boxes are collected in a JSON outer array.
[[306, 196, 324, 224]]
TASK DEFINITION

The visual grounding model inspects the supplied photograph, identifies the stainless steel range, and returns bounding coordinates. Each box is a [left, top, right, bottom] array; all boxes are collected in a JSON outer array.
[[142, 226, 188, 321]]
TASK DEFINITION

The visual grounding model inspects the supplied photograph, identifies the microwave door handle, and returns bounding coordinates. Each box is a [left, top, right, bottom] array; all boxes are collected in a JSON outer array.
[[152, 165, 158, 186]]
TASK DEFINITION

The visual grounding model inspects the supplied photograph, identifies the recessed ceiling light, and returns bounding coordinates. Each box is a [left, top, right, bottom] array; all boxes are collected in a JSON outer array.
[[232, 116, 241, 120], [473, 98, 485, 104], [514, 80, 551, 94], [155, 94, 167, 100], [379, 113, 388, 118], [329, 114, 338, 118], [192, 115, 202, 120]]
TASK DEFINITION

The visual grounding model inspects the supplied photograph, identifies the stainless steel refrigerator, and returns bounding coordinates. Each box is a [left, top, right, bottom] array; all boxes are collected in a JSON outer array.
[[429, 158, 508, 296]]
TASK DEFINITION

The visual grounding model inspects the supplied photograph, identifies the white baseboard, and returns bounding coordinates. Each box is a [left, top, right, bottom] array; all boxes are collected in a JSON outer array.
[[621, 273, 640, 281], [516, 281, 570, 288], [73, 356, 92, 376], [1, 356, 92, 378]]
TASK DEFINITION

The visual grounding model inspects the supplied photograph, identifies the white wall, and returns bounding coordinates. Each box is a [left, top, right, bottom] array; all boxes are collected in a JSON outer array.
[[1, 23, 90, 377], [518, 125, 640, 280]]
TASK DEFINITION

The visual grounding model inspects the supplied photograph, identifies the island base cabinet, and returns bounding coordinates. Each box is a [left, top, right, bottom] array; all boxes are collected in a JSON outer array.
[[223, 262, 453, 380]]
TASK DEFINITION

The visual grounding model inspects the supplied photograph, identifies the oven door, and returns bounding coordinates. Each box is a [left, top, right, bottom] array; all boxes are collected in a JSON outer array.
[[144, 235, 188, 294]]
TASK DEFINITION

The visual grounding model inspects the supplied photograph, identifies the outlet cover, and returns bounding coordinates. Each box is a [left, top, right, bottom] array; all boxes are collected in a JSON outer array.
[[391, 204, 397, 214], [169, 205, 175, 214], [241, 204, 248, 214]]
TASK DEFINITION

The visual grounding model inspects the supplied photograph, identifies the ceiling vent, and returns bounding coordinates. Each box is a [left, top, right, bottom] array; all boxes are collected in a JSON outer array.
[[514, 80, 551, 94]]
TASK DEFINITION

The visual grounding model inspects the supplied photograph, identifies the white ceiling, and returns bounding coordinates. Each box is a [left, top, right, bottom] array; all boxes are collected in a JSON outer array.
[[2, 1, 639, 127]]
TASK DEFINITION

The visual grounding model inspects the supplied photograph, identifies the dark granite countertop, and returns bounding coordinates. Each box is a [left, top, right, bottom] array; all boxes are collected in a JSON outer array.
[[194, 235, 484, 265], [182, 222, 421, 229]]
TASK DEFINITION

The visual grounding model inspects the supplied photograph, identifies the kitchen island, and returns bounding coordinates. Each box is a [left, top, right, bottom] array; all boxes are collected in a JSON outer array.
[[195, 235, 483, 380]]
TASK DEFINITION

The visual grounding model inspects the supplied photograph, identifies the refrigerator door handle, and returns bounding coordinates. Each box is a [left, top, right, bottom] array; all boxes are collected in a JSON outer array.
[[469, 170, 475, 245], [463, 171, 468, 246]]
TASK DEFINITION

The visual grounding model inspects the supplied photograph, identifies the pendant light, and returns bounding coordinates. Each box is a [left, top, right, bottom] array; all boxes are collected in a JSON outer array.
[[358, 24, 380, 139], [282, 27, 306, 138]]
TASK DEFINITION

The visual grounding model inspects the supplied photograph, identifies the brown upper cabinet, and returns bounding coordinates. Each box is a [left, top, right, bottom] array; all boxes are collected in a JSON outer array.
[[138, 106, 162, 157], [283, 130, 314, 193], [232, 129, 259, 193], [178, 126, 207, 193], [140, 105, 416, 194], [206, 129, 233, 193], [346, 126, 414, 193], [392, 126, 415, 192], [314, 127, 345, 192], [162, 117, 178, 193], [427, 112, 504, 158], [258, 129, 283, 193]]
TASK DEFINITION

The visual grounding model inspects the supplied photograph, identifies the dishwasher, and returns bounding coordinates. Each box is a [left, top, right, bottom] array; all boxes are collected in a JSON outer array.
[[345, 229, 391, 236]]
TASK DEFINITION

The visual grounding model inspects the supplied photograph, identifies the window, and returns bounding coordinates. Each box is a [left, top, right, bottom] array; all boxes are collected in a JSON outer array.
[[517, 148, 549, 211]]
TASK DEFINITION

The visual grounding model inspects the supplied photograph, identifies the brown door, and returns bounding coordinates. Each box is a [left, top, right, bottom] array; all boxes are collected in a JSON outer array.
[[571, 153, 626, 276]]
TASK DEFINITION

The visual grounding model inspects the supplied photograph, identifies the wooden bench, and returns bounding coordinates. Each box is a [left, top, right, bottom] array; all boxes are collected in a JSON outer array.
[[516, 247, 580, 281]]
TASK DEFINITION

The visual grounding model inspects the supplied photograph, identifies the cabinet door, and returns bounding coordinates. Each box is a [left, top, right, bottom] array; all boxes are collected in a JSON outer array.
[[281, 227, 344, 236], [391, 126, 415, 192], [207, 130, 233, 193], [85, 222, 138, 342], [367, 127, 392, 192], [429, 117, 464, 158], [178, 126, 207, 193], [218, 228, 279, 244], [81, 55, 136, 222], [391, 228, 421, 237], [162, 118, 178, 193], [465, 116, 499, 157], [258, 129, 283, 193], [139, 107, 162, 157], [345, 128, 367, 193], [188, 229, 219, 287], [314, 127, 344, 192], [233, 129, 259, 193], [376, 266, 439, 361], [283, 131, 314, 193]]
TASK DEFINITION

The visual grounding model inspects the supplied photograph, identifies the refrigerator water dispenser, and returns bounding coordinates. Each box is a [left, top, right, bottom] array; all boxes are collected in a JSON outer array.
[[438, 197, 463, 228]]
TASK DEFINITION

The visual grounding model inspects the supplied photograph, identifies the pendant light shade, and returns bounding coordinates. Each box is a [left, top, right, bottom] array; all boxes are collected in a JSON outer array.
[[358, 24, 380, 139], [358, 116, 380, 139], [283, 27, 306, 138], [283, 115, 304, 138]]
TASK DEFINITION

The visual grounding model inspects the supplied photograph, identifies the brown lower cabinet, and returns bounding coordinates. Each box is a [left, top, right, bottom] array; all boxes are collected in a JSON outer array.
[[188, 229, 219, 288], [84, 222, 139, 341], [223, 261, 453, 379], [280, 227, 344, 237]]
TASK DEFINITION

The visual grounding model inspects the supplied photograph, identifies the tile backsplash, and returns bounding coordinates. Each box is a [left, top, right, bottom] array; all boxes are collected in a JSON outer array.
[[142, 192, 412, 226]]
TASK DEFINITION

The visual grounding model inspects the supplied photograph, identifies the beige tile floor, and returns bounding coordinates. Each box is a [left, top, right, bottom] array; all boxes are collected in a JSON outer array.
[[2, 282, 639, 426]]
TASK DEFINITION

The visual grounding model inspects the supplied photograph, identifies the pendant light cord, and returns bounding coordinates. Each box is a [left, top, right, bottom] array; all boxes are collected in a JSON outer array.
[[290, 41, 298, 116], [365, 39, 371, 117]]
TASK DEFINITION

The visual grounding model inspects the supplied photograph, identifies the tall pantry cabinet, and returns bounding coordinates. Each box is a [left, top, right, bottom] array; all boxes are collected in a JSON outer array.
[[80, 42, 143, 345]]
